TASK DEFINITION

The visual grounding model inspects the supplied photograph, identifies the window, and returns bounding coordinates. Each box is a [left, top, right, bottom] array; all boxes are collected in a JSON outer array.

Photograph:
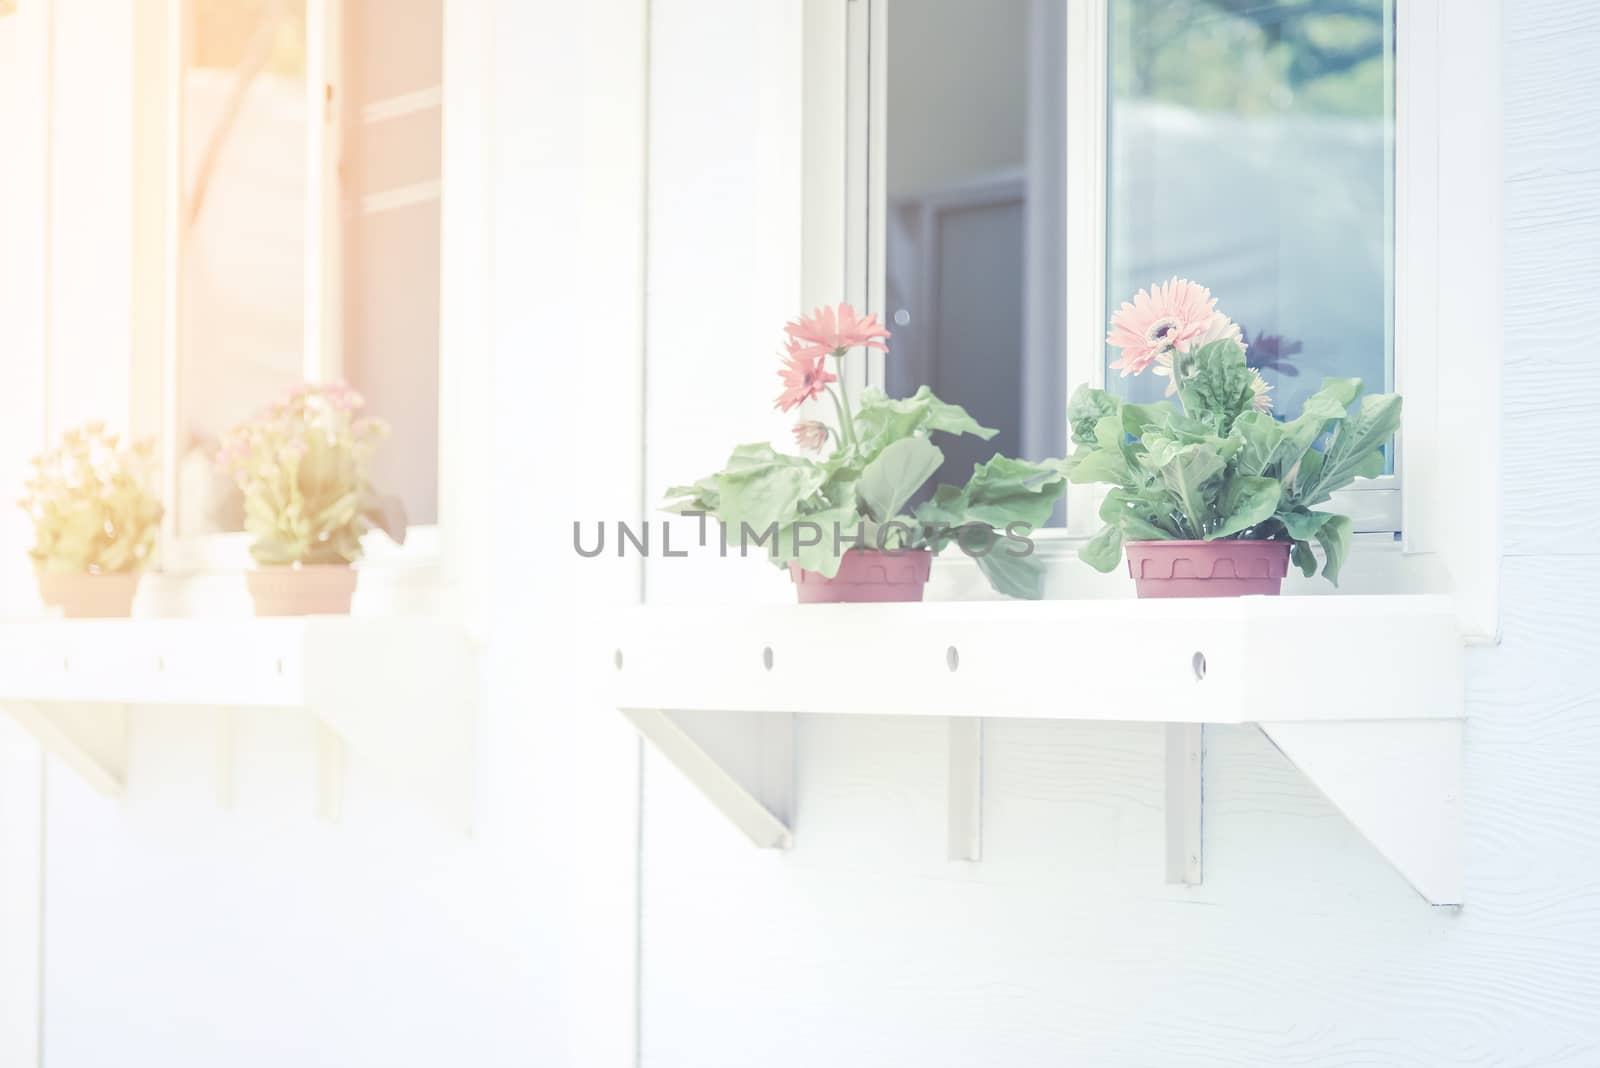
[[151, 0, 443, 555], [859, 0, 1401, 533]]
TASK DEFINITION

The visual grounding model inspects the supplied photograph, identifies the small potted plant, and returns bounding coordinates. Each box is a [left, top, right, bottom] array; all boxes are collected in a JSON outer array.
[[664, 303, 1065, 602], [217, 383, 406, 616], [1068, 279, 1401, 597], [20, 423, 163, 618]]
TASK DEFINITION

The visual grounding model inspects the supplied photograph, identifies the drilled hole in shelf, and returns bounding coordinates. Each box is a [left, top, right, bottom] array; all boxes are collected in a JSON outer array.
[[156, 656, 165, 672], [275, 658, 284, 675], [1192, 651, 1207, 681], [946, 646, 960, 672], [613, 649, 624, 671], [762, 646, 774, 671], [61, 657, 69, 673]]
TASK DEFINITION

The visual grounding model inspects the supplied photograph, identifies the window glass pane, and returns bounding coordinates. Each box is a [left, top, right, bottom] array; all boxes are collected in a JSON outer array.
[[883, 0, 1067, 510], [1106, 0, 1396, 450], [341, 0, 443, 526], [177, 0, 308, 535]]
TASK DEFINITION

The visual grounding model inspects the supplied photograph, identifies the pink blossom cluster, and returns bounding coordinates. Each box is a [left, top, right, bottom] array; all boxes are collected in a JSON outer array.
[[772, 302, 892, 452]]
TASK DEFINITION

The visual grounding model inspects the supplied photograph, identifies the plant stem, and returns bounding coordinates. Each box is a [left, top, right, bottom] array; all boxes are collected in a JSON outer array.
[[827, 384, 856, 452]]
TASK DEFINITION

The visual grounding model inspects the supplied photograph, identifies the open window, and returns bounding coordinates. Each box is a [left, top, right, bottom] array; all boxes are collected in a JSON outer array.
[[136, 0, 445, 570], [799, 0, 1496, 636]]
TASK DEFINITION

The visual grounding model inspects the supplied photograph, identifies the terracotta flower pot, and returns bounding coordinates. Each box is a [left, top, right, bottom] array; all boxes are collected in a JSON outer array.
[[789, 548, 933, 604], [246, 564, 358, 616], [1125, 539, 1290, 599], [36, 571, 142, 618]]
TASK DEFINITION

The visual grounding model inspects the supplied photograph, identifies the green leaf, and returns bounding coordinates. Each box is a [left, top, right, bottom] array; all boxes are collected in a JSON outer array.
[[1079, 525, 1124, 573], [1315, 513, 1354, 586], [1099, 488, 1176, 540], [1300, 393, 1402, 503], [960, 455, 1067, 531], [1152, 442, 1226, 537], [1121, 401, 1176, 437], [858, 436, 944, 523], [1068, 386, 1122, 445], [1064, 446, 1131, 486], [661, 475, 720, 514], [774, 504, 865, 578], [1208, 476, 1281, 540], [1277, 506, 1333, 541], [1174, 340, 1253, 433], [974, 548, 1047, 600], [1291, 540, 1318, 577], [716, 446, 826, 531], [854, 386, 995, 455], [912, 483, 969, 530]]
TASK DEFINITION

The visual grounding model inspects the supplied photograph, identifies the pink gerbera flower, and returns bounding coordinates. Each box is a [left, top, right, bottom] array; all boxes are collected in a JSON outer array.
[[1106, 278, 1221, 377], [792, 420, 830, 452], [784, 302, 891, 360], [774, 341, 839, 412], [1152, 313, 1245, 395]]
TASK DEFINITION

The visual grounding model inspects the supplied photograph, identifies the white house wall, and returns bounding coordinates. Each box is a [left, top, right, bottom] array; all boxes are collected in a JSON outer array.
[[635, 3, 1600, 1067], [0, 0, 1594, 1066]]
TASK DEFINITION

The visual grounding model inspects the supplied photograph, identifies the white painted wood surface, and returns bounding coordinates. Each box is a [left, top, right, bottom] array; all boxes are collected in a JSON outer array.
[[0, 618, 478, 829], [612, 597, 1464, 903]]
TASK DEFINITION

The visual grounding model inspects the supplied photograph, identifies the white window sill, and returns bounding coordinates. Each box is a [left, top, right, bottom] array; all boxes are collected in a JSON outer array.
[[0, 616, 477, 829], [607, 592, 1465, 905]]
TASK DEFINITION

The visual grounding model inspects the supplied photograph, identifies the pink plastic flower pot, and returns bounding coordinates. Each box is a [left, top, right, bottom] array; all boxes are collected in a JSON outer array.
[[36, 572, 141, 618], [789, 548, 933, 604], [1124, 539, 1290, 599], [246, 565, 358, 616]]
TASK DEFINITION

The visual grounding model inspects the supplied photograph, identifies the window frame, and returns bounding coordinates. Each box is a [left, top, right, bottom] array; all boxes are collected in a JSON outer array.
[[132, 0, 459, 582], [803, 0, 1498, 640]]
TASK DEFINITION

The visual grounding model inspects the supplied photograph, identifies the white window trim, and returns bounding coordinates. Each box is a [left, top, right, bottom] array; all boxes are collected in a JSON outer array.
[[802, 0, 1499, 640], [129, 0, 492, 615]]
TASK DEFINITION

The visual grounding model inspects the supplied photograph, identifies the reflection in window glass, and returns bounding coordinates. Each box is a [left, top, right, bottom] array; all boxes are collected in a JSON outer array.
[[174, 0, 444, 536], [177, 0, 308, 534], [883, 0, 1066, 507], [1106, 0, 1395, 435]]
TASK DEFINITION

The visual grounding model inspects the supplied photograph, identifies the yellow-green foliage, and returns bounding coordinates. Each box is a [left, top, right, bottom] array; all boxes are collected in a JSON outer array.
[[21, 423, 163, 575], [217, 383, 406, 566]]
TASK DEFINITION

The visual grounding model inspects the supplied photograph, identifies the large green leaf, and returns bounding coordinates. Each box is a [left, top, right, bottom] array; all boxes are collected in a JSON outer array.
[[717, 455, 824, 532], [1208, 475, 1280, 540], [1275, 507, 1334, 541], [1152, 442, 1226, 537], [960, 455, 1067, 530], [1099, 488, 1176, 540], [1064, 446, 1131, 486], [1315, 513, 1354, 586], [1175, 340, 1253, 433], [974, 548, 1047, 600], [1079, 524, 1124, 573], [1300, 393, 1402, 503], [854, 386, 995, 456], [778, 503, 864, 578], [858, 436, 943, 523]]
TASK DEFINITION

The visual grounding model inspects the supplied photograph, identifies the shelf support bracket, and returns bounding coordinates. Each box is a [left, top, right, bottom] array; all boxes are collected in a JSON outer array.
[[947, 719, 981, 861], [1258, 718, 1463, 906], [2, 702, 127, 798], [623, 708, 792, 849], [1165, 723, 1203, 886]]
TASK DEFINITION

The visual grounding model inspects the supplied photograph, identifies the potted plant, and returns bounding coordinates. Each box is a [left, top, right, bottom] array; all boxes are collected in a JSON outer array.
[[20, 424, 163, 618], [664, 303, 1065, 602], [1068, 279, 1401, 598], [217, 383, 406, 616]]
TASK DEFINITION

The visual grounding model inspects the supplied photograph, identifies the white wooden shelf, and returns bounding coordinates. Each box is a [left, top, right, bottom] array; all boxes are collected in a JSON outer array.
[[0, 618, 477, 828], [609, 596, 1465, 905]]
